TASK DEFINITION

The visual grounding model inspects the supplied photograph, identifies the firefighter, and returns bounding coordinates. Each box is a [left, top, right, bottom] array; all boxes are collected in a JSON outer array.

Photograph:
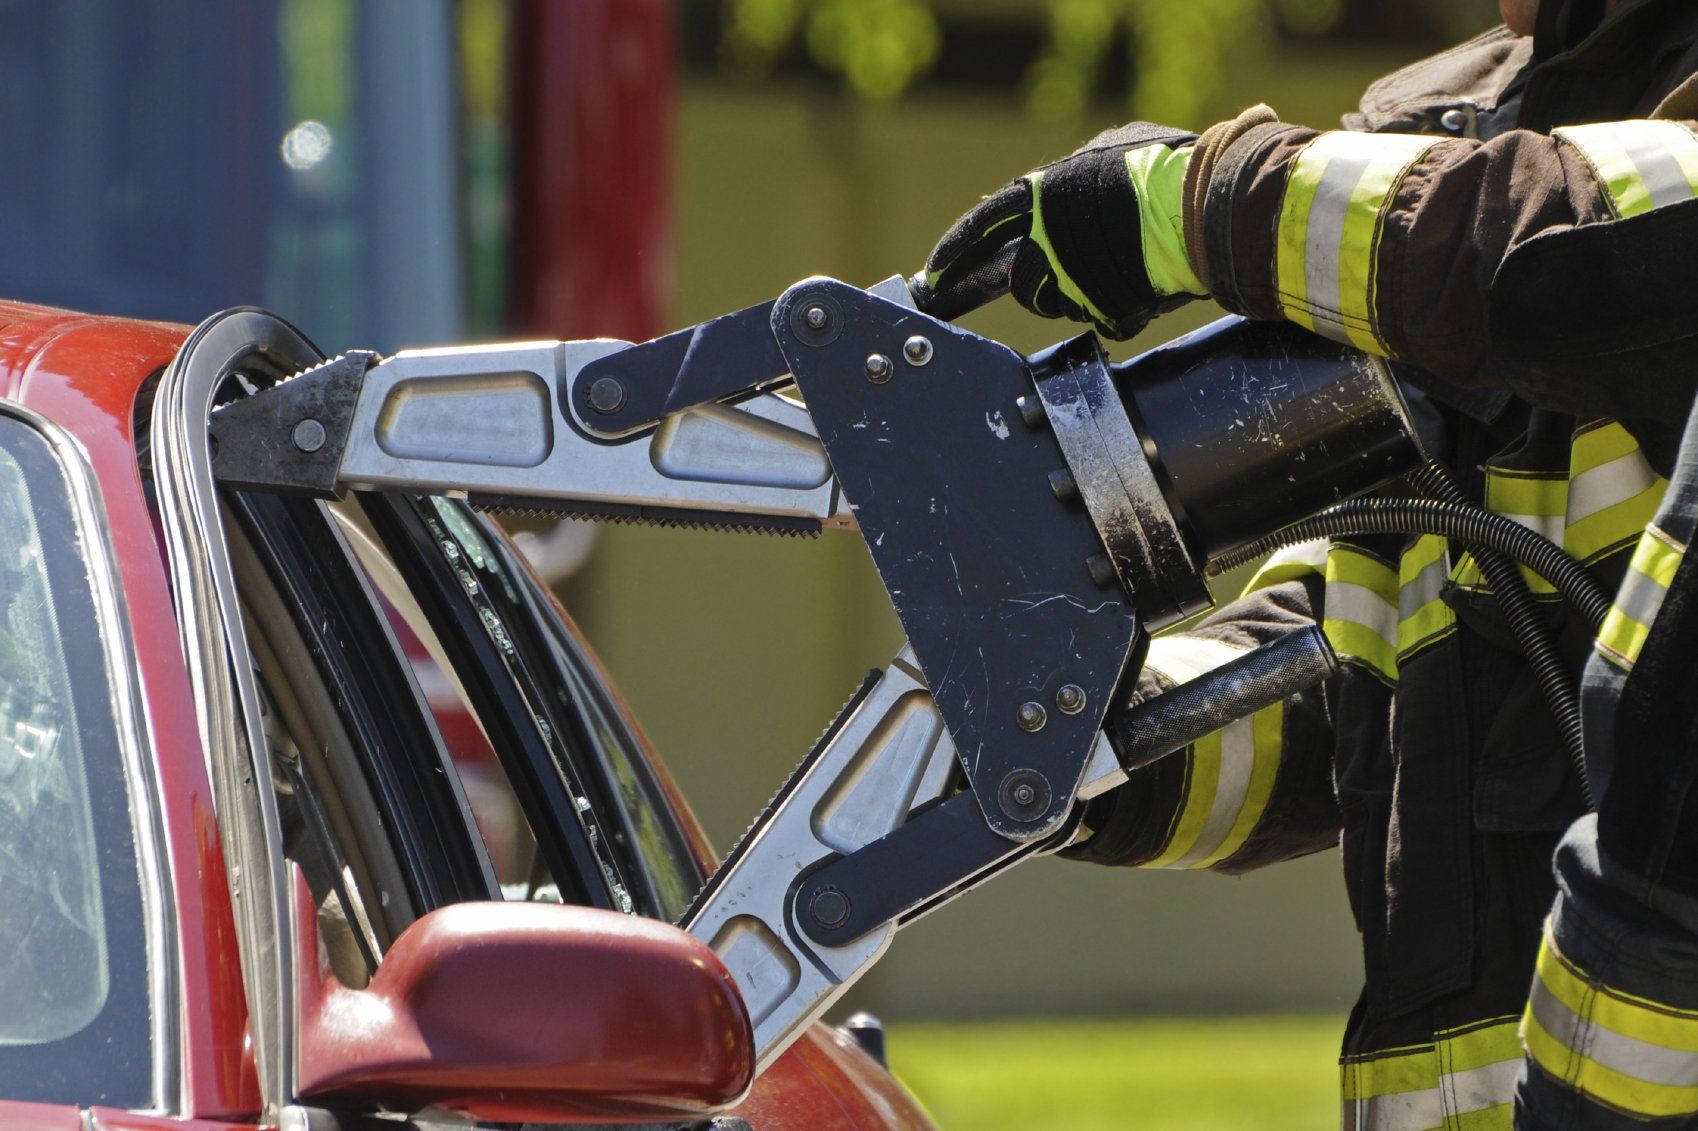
[[919, 0, 1698, 1126]]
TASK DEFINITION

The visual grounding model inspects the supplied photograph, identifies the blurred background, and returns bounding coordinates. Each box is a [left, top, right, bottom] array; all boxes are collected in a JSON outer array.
[[0, 1, 1502, 1125]]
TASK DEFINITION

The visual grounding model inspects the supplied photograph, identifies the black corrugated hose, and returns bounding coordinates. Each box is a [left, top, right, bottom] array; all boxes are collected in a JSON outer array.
[[1208, 461, 1610, 809]]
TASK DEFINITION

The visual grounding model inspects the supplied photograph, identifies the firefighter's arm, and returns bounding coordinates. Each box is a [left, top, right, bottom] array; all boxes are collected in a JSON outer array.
[[1063, 558, 1340, 875], [1196, 112, 1698, 425]]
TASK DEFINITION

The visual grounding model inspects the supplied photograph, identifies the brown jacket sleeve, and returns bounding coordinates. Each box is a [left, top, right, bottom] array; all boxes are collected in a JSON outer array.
[[1195, 118, 1698, 428]]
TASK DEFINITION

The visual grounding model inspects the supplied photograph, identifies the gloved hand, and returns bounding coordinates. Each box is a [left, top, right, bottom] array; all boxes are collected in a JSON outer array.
[[915, 122, 1206, 339]]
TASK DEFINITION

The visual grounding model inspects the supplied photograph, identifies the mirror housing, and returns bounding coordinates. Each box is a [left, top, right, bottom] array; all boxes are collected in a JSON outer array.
[[297, 897, 755, 1123]]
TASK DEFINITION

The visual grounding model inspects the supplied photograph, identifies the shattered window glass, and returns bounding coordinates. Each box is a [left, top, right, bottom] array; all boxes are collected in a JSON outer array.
[[0, 442, 108, 1043], [0, 418, 151, 1109]]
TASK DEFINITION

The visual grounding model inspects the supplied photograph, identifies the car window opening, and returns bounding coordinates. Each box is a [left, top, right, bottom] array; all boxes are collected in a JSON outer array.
[[329, 496, 566, 904], [227, 505, 414, 988]]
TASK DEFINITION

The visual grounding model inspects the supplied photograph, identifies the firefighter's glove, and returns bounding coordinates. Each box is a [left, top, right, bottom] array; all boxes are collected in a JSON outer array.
[[917, 122, 1204, 340]]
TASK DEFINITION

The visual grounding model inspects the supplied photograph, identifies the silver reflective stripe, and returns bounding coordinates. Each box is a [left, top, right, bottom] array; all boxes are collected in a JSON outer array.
[[1143, 635, 1248, 684], [1349, 1060, 1519, 1131], [1304, 153, 1374, 344], [1528, 974, 1698, 1088], [1169, 719, 1256, 869], [1569, 452, 1659, 526], [1398, 551, 1449, 622], [1613, 554, 1675, 631], [1621, 131, 1698, 209], [1326, 579, 1399, 642], [1501, 511, 1566, 543]]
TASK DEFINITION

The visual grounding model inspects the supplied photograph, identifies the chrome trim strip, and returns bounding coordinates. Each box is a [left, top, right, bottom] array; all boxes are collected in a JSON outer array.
[[0, 402, 181, 1114], [153, 311, 322, 1115]]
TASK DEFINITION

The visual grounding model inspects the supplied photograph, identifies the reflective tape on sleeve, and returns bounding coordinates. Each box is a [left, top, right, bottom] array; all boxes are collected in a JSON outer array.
[[1245, 538, 1330, 594], [1341, 1017, 1521, 1130], [1554, 120, 1698, 219], [1397, 534, 1456, 659], [1144, 700, 1283, 870], [1323, 545, 1401, 684], [1566, 421, 1667, 562], [1275, 131, 1440, 354], [1139, 633, 1283, 871], [1452, 422, 1665, 598], [1523, 930, 1698, 1119], [1594, 522, 1687, 671]]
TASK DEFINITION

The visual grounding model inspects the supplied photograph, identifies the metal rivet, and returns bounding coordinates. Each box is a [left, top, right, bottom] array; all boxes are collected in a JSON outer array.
[[1440, 107, 1468, 133], [865, 353, 894, 384], [902, 335, 933, 366], [804, 304, 831, 331], [1048, 468, 1078, 501], [1056, 684, 1086, 715], [587, 375, 628, 414], [1016, 701, 1047, 733], [1086, 552, 1118, 588], [809, 886, 851, 929], [1017, 394, 1046, 429], [291, 418, 326, 453]]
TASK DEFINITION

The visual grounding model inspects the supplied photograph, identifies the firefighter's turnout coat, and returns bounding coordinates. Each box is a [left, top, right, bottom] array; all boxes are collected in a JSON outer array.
[[1066, 2, 1698, 1124]]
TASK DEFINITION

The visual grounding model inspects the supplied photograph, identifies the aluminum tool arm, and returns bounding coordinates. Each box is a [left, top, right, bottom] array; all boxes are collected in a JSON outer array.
[[211, 275, 1415, 1073]]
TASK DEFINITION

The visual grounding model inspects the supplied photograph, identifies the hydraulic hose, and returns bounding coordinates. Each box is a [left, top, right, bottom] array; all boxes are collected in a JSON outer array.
[[1209, 494, 1611, 629], [1206, 472, 1612, 810], [1406, 462, 1593, 809]]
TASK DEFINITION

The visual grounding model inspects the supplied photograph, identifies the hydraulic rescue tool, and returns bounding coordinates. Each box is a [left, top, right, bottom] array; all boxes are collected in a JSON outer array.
[[211, 274, 1423, 1070]]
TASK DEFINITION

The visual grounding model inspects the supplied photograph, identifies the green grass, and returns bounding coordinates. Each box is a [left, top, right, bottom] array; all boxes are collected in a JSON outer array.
[[888, 1015, 1346, 1130]]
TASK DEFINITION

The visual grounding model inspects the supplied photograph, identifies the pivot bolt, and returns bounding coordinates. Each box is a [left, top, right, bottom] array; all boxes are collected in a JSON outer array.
[[804, 304, 831, 331], [587, 375, 628, 414], [999, 769, 1052, 823], [809, 886, 851, 930], [903, 335, 934, 366], [1016, 701, 1047, 733], [1056, 684, 1087, 715], [291, 418, 326, 453], [865, 353, 894, 384]]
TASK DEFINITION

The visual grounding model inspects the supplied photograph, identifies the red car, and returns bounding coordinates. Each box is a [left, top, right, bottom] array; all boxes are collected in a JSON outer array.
[[0, 297, 935, 1128]]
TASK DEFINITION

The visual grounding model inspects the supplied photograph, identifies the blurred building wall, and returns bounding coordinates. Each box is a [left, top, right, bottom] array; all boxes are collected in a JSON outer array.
[[567, 39, 1419, 1020]]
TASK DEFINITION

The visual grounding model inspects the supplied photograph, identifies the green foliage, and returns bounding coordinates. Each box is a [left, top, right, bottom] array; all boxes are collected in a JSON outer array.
[[719, 0, 1345, 122], [721, 0, 940, 103], [892, 1015, 1345, 1130]]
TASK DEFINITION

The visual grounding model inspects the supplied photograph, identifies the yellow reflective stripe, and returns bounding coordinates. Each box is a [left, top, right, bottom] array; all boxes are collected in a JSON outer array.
[[1340, 1019, 1521, 1130], [1246, 538, 1329, 594], [1324, 545, 1400, 683], [1397, 534, 1456, 657], [1451, 1105, 1513, 1131], [1554, 120, 1698, 219], [1524, 932, 1698, 1118], [1124, 144, 1205, 298], [1145, 702, 1282, 870], [1595, 523, 1687, 670], [1442, 1016, 1526, 1075], [1454, 423, 1666, 597], [1195, 703, 1283, 869], [1276, 132, 1439, 354], [1342, 1044, 1435, 1101], [1565, 422, 1666, 562]]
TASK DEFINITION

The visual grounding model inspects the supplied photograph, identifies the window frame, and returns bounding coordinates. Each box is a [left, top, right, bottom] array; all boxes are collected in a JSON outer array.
[[0, 401, 175, 1112]]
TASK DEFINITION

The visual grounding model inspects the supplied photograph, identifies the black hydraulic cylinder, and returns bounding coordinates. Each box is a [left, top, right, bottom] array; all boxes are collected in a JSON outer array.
[[1114, 316, 1421, 565]]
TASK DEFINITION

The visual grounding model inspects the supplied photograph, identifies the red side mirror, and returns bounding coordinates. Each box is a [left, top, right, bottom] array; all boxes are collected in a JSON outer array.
[[297, 896, 754, 1123]]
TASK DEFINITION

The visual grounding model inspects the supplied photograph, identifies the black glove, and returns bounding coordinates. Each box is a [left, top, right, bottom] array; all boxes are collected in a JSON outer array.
[[915, 122, 1204, 339]]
